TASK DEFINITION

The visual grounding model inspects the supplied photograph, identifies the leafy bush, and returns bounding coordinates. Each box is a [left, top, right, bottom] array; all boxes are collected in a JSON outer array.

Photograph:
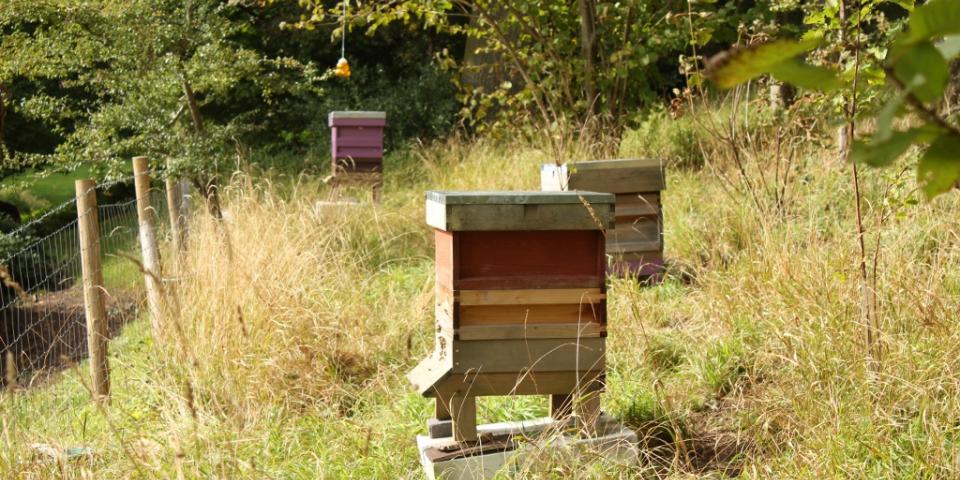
[[620, 109, 706, 169]]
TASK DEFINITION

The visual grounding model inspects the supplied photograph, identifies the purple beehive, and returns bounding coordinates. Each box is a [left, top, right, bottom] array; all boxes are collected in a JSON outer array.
[[329, 111, 387, 173]]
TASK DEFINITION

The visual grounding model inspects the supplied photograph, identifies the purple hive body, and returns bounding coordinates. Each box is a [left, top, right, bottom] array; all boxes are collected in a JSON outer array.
[[329, 111, 386, 173]]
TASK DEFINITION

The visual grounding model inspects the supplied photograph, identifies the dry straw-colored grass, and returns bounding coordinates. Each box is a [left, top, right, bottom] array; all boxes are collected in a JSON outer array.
[[4, 123, 960, 478]]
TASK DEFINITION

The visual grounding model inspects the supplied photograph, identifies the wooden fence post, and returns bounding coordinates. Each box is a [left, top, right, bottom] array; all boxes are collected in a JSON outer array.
[[165, 177, 184, 254], [75, 179, 110, 401], [133, 156, 163, 332]]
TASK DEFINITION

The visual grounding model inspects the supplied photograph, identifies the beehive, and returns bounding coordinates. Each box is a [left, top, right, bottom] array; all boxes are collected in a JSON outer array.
[[541, 158, 665, 278], [328, 111, 386, 173], [408, 191, 615, 443]]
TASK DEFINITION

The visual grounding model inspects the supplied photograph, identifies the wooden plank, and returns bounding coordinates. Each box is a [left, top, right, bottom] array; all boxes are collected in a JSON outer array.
[[615, 193, 660, 217], [571, 158, 662, 171], [457, 231, 605, 288], [335, 135, 383, 149], [332, 159, 383, 174], [451, 396, 478, 442], [434, 230, 454, 292], [435, 398, 451, 421], [456, 275, 605, 290], [329, 110, 387, 121], [457, 322, 604, 340], [408, 347, 455, 395], [609, 221, 660, 248], [428, 203, 613, 232], [452, 338, 605, 374], [607, 239, 662, 254], [334, 146, 384, 159], [613, 250, 664, 262], [458, 288, 604, 306], [567, 160, 665, 194], [427, 190, 614, 206], [426, 370, 604, 396], [550, 394, 573, 420], [337, 126, 384, 141], [575, 388, 602, 435], [459, 304, 603, 326]]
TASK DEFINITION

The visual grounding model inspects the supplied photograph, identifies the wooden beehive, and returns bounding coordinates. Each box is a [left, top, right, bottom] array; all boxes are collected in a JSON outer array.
[[408, 191, 615, 443], [328, 111, 386, 173], [541, 158, 666, 278]]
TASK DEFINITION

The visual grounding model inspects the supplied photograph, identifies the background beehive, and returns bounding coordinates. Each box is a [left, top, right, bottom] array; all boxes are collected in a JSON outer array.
[[328, 111, 386, 173], [541, 158, 665, 277], [409, 191, 614, 410]]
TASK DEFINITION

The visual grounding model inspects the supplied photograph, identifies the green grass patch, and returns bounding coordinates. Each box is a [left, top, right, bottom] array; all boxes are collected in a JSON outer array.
[[0, 166, 96, 218]]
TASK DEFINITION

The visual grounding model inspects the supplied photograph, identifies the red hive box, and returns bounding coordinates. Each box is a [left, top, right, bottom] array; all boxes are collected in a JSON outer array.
[[328, 111, 386, 173], [408, 191, 616, 443]]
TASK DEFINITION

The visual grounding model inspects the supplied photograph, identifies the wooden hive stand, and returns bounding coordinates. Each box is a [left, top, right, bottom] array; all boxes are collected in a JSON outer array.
[[327, 111, 386, 200], [541, 158, 666, 279], [408, 191, 616, 448]]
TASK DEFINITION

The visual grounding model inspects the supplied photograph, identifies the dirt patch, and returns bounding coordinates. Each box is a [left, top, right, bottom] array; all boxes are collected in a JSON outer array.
[[0, 288, 137, 387], [631, 382, 760, 477]]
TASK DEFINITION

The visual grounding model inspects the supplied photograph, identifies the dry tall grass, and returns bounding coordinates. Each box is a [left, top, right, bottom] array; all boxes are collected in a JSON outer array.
[[4, 122, 960, 478]]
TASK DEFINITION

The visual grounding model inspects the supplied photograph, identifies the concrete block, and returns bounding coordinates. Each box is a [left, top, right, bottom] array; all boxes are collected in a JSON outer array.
[[416, 415, 638, 480]]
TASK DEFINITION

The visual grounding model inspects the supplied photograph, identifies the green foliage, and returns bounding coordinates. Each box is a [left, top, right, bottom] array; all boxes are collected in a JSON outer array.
[[295, 0, 775, 142], [706, 36, 835, 90], [0, 0, 460, 188], [619, 109, 706, 169], [706, 0, 960, 199], [643, 332, 686, 372], [891, 41, 950, 102]]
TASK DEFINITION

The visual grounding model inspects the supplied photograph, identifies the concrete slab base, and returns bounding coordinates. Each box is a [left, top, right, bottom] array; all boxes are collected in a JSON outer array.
[[416, 415, 638, 480]]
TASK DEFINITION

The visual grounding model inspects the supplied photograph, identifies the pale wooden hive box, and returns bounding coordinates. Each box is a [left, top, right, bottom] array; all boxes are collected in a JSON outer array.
[[408, 191, 615, 443], [541, 158, 666, 278]]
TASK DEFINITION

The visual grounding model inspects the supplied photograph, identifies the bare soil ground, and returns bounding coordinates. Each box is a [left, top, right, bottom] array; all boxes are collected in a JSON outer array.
[[0, 289, 137, 387]]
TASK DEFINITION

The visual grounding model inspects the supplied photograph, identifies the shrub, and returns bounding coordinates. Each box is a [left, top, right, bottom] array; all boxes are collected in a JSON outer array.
[[620, 109, 706, 169]]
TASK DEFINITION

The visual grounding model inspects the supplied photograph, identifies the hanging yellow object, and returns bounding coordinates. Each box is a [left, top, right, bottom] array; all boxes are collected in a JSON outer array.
[[334, 57, 351, 78]]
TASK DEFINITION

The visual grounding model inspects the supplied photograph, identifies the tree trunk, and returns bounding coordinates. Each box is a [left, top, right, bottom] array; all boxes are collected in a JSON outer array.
[[181, 78, 205, 134], [461, 5, 519, 124], [578, 0, 597, 118], [180, 75, 223, 219]]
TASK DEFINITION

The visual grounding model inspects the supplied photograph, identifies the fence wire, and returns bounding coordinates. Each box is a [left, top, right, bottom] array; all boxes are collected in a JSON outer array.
[[0, 177, 167, 386]]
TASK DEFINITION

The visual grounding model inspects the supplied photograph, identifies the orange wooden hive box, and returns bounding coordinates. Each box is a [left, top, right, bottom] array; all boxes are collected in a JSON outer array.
[[408, 191, 615, 443], [541, 158, 666, 278]]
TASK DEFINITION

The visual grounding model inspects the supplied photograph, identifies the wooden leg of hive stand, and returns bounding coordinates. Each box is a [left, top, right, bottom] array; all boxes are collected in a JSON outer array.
[[427, 395, 454, 439], [435, 396, 451, 420], [575, 389, 602, 437], [372, 177, 382, 203], [451, 395, 478, 443], [550, 394, 573, 421]]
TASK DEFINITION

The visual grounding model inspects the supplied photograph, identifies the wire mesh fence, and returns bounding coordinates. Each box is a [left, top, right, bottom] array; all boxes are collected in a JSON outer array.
[[0, 177, 167, 386]]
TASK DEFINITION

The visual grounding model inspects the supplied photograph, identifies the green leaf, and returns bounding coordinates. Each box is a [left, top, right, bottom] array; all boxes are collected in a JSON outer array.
[[918, 134, 960, 199], [694, 27, 714, 47], [705, 36, 823, 89], [768, 59, 842, 92], [890, 0, 915, 12], [875, 91, 907, 141], [905, 0, 960, 43], [851, 129, 924, 167], [937, 35, 960, 60], [892, 41, 949, 103]]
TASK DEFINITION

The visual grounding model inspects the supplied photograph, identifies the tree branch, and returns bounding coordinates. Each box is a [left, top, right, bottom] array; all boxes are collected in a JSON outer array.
[[884, 66, 960, 138]]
